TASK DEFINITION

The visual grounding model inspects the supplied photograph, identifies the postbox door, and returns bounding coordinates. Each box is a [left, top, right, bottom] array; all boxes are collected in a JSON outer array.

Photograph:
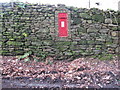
[[58, 13, 68, 37]]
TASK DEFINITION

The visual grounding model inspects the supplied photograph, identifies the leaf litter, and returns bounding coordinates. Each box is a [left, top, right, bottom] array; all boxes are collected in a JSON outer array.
[[1, 56, 120, 88]]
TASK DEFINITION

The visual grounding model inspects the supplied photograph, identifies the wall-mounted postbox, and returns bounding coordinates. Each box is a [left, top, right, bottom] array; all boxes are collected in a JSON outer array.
[[58, 13, 68, 37]]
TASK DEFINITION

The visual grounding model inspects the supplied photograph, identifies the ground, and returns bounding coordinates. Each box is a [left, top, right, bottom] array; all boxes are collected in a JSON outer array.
[[1, 56, 120, 88]]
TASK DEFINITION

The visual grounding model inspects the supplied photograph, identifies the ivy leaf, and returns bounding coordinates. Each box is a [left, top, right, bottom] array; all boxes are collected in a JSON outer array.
[[19, 53, 29, 59], [34, 58, 39, 62], [19, 51, 32, 60], [24, 58, 30, 62], [22, 33, 28, 37]]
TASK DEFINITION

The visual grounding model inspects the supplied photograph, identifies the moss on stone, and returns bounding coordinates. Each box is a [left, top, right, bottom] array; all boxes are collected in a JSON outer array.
[[7, 41, 24, 46], [42, 40, 53, 46], [72, 17, 81, 25], [77, 27, 86, 33], [79, 13, 91, 20], [56, 41, 71, 46], [99, 54, 114, 60], [92, 14, 105, 23]]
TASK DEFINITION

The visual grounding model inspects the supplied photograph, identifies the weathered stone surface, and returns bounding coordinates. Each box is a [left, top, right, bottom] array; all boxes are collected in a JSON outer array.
[[115, 47, 120, 53], [99, 29, 109, 34], [79, 13, 91, 20], [105, 19, 112, 24], [111, 31, 119, 37], [92, 14, 105, 23], [87, 27, 99, 33]]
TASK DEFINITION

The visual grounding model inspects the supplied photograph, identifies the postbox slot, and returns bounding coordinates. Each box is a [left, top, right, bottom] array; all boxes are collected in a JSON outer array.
[[59, 17, 66, 19]]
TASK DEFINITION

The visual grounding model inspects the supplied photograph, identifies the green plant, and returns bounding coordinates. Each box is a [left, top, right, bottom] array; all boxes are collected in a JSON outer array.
[[22, 33, 28, 37], [18, 51, 41, 62], [19, 51, 32, 59], [99, 54, 114, 60], [46, 59, 53, 65], [18, 51, 32, 62], [90, 53, 115, 60]]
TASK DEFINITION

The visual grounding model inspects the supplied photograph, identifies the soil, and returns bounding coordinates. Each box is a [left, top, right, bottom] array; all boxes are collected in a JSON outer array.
[[1, 56, 120, 88]]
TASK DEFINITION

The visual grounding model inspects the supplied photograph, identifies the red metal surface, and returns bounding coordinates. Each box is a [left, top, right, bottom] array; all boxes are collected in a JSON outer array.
[[58, 13, 68, 37]]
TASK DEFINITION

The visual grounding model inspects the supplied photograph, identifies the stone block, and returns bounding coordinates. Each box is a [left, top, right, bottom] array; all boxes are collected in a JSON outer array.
[[31, 42, 42, 46], [105, 18, 112, 24], [111, 31, 119, 37], [55, 41, 71, 46], [42, 40, 53, 46], [7, 41, 24, 46], [99, 29, 109, 34], [63, 51, 73, 56], [79, 13, 91, 20], [87, 27, 99, 33], [115, 47, 120, 53], [92, 14, 105, 23]]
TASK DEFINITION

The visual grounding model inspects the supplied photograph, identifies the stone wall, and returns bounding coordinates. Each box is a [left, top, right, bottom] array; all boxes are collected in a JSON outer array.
[[0, 2, 120, 60]]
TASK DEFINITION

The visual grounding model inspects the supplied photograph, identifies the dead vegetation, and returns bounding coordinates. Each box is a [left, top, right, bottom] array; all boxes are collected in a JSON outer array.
[[1, 56, 120, 88]]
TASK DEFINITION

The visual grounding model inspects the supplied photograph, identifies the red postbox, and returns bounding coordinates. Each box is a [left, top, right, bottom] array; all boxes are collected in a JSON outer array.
[[58, 13, 68, 37]]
